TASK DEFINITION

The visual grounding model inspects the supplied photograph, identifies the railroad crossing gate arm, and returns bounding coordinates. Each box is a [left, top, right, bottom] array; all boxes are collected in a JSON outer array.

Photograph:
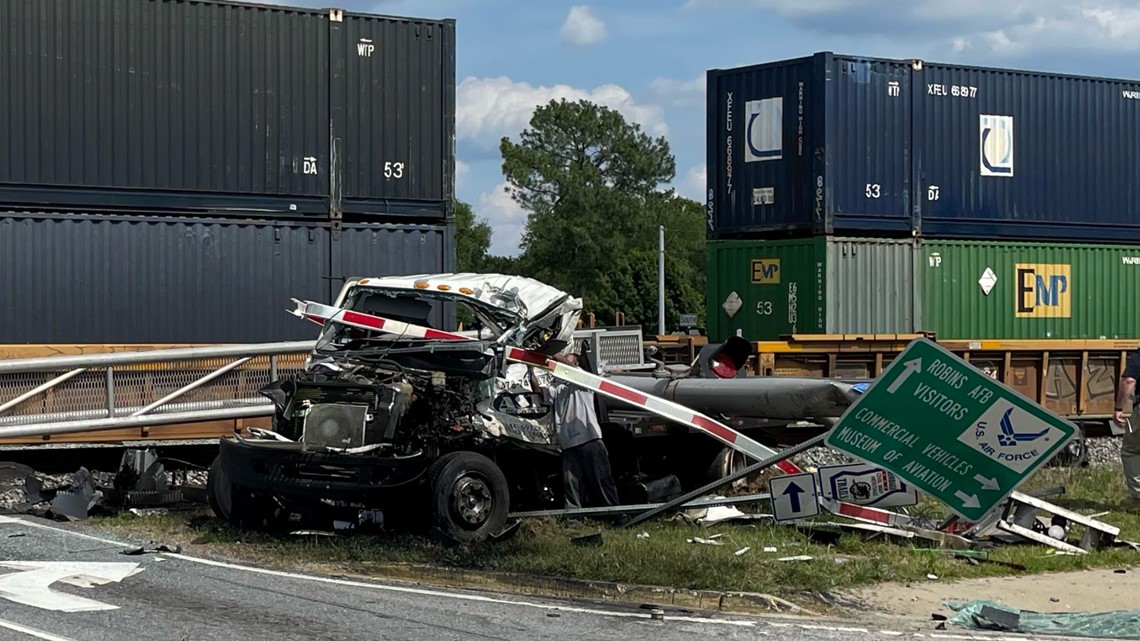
[[290, 299, 472, 341], [504, 347, 802, 475], [288, 300, 803, 476]]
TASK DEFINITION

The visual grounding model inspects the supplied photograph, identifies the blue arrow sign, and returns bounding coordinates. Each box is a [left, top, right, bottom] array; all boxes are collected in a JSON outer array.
[[783, 481, 804, 512], [768, 472, 820, 522]]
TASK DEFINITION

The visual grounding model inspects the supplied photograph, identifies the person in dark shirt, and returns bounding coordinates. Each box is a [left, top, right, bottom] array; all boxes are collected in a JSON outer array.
[[1112, 349, 1140, 510]]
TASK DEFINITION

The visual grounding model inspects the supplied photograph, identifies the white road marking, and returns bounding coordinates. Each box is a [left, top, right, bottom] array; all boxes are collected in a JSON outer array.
[[0, 515, 754, 628], [0, 618, 79, 641], [164, 551, 757, 627], [0, 562, 141, 612]]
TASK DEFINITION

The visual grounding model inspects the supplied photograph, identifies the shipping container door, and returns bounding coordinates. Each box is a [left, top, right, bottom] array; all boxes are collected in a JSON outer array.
[[822, 56, 912, 232], [823, 238, 914, 334], [330, 223, 456, 329], [335, 15, 454, 209], [706, 59, 818, 234], [0, 0, 330, 204]]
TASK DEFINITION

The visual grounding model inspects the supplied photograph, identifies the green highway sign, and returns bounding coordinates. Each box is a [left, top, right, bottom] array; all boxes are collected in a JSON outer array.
[[824, 338, 1078, 521]]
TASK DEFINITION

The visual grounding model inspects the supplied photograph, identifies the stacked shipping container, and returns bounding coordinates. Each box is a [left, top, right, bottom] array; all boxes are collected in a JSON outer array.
[[705, 51, 1140, 342], [0, 0, 458, 343]]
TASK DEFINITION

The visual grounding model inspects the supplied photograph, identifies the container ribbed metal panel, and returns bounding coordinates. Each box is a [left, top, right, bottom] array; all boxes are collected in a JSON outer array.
[[824, 238, 914, 334], [915, 63, 1140, 242], [0, 0, 329, 204], [705, 237, 826, 342], [916, 239, 1140, 340], [0, 0, 456, 220], [0, 213, 451, 344], [337, 15, 455, 208], [706, 53, 913, 238]]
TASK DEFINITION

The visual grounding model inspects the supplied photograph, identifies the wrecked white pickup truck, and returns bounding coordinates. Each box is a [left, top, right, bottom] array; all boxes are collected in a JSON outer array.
[[207, 273, 862, 543]]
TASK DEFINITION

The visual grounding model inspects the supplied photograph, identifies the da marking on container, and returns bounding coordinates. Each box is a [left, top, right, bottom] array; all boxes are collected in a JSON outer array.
[[824, 338, 1077, 521]]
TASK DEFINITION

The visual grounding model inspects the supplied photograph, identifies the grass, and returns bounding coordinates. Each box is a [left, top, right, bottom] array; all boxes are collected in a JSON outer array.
[[88, 463, 1140, 603]]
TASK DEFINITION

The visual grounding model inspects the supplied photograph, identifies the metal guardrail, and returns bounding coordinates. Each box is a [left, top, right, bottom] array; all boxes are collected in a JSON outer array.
[[0, 341, 316, 439]]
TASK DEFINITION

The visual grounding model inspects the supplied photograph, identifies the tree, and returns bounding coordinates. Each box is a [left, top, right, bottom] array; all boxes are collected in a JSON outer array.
[[498, 99, 705, 328], [500, 99, 676, 297], [454, 199, 492, 273]]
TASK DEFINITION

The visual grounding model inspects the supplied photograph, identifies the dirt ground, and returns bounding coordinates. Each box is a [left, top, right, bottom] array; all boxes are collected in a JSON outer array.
[[840, 566, 1140, 622]]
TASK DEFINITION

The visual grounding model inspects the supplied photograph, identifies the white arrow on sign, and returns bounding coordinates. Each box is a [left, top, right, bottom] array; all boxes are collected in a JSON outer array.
[[0, 562, 142, 612], [974, 474, 1000, 491], [886, 358, 922, 394], [954, 490, 981, 509]]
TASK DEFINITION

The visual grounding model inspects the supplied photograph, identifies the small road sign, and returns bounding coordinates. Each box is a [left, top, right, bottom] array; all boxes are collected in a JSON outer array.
[[768, 472, 820, 522], [817, 463, 920, 508], [679, 313, 698, 327], [824, 337, 1078, 521]]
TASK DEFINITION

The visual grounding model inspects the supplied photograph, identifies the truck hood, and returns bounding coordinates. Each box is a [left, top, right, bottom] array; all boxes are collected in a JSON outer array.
[[334, 273, 583, 354]]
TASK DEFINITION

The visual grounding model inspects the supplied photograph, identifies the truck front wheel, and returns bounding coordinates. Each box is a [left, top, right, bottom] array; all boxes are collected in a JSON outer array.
[[430, 451, 510, 544]]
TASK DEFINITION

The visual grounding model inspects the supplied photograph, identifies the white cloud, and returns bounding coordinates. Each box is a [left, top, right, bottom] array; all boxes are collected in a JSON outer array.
[[649, 73, 706, 106], [561, 5, 607, 46], [681, 165, 706, 201], [456, 76, 668, 150], [477, 181, 530, 257], [680, 0, 1140, 54], [455, 159, 470, 190]]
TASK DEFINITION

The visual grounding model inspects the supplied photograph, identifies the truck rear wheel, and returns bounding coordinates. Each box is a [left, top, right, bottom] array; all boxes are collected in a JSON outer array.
[[430, 451, 509, 544]]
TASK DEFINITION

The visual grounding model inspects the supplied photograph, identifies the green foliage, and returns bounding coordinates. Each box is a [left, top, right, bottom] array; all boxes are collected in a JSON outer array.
[[453, 199, 492, 273], [495, 98, 706, 329]]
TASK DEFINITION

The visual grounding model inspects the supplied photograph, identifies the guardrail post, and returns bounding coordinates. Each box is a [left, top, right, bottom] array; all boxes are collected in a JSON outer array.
[[270, 355, 278, 381], [106, 367, 115, 418]]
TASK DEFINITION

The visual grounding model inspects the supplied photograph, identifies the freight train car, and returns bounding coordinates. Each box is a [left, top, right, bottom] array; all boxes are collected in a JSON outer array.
[[0, 0, 456, 221], [706, 51, 1140, 243], [707, 237, 1140, 342]]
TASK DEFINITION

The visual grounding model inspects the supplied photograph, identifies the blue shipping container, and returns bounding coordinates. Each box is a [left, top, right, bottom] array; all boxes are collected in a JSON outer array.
[[707, 52, 1140, 242]]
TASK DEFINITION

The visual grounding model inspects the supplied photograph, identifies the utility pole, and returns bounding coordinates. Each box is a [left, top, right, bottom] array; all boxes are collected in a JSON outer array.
[[658, 224, 665, 336]]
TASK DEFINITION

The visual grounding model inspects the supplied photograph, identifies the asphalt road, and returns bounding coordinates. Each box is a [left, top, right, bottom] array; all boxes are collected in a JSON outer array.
[[0, 514, 1087, 641]]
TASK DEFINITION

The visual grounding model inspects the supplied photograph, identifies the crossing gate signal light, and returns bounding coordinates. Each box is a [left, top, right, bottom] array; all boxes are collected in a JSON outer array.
[[707, 335, 752, 378]]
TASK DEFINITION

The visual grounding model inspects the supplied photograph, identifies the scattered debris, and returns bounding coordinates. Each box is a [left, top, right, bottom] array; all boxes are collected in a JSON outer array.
[[734, 547, 750, 556], [571, 532, 603, 547], [636, 532, 650, 539], [778, 555, 813, 562], [687, 536, 723, 546], [947, 599, 1140, 638]]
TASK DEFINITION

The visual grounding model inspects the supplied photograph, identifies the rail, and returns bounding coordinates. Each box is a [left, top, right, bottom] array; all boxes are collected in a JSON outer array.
[[0, 341, 315, 443]]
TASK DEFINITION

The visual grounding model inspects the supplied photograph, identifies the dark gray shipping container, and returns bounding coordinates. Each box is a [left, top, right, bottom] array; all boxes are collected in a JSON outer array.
[[707, 52, 1140, 243], [0, 213, 454, 343], [0, 0, 455, 220]]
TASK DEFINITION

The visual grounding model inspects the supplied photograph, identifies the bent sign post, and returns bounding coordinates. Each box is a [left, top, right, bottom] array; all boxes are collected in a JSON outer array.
[[824, 338, 1078, 521]]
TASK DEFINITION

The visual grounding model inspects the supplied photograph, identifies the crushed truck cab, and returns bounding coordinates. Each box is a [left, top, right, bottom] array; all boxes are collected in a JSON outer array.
[[209, 272, 859, 543]]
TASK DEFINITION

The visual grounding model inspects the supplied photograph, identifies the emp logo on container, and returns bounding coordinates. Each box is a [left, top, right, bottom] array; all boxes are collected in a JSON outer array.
[[751, 259, 781, 284], [980, 115, 1014, 177], [1015, 263, 1071, 318]]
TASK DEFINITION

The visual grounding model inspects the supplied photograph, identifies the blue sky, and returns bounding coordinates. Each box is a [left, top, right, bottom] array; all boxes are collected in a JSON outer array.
[[272, 0, 1140, 255]]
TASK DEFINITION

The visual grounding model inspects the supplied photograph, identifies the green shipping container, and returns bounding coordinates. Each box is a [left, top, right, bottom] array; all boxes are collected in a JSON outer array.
[[707, 237, 1140, 342], [706, 237, 915, 341], [918, 239, 1140, 340]]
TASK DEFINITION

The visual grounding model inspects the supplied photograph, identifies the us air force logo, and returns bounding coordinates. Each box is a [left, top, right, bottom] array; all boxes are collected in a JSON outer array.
[[956, 399, 1066, 474]]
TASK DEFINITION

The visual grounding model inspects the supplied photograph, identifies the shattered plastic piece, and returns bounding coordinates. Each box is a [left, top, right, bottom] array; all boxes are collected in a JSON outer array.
[[927, 574, 938, 580], [735, 547, 751, 556], [947, 600, 1140, 638], [778, 555, 813, 561], [637, 532, 650, 539], [687, 537, 724, 546], [763, 546, 778, 553], [128, 508, 169, 517]]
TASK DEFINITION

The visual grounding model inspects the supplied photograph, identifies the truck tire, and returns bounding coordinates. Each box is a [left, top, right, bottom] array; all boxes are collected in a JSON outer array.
[[206, 455, 233, 522], [430, 451, 509, 544]]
